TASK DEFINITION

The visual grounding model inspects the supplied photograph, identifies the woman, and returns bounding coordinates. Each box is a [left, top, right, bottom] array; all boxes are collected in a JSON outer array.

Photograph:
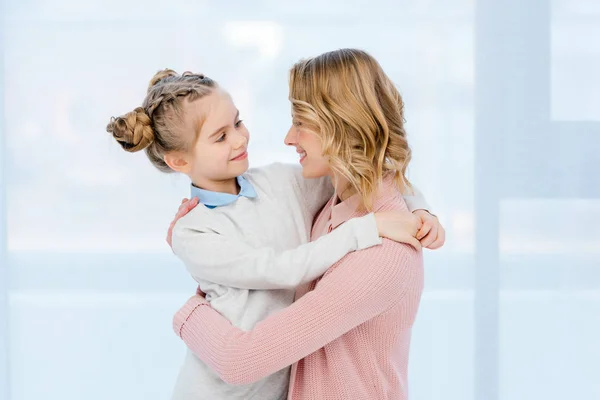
[[169, 48, 440, 399], [108, 67, 441, 399]]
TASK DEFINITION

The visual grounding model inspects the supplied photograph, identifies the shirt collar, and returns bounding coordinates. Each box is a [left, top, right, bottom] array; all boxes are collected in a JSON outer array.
[[190, 175, 257, 208], [329, 175, 399, 229], [329, 192, 363, 230]]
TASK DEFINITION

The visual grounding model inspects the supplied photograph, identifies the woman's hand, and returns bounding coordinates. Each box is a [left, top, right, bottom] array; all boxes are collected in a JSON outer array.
[[412, 210, 445, 250], [374, 211, 423, 250], [166, 197, 200, 248]]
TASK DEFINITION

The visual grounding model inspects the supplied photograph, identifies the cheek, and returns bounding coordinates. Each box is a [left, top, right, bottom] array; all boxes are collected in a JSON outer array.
[[299, 131, 322, 154], [191, 144, 225, 171]]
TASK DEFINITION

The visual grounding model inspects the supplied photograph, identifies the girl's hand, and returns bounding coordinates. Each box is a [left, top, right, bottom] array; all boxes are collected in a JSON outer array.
[[412, 209, 446, 250], [166, 197, 200, 248], [374, 211, 423, 250]]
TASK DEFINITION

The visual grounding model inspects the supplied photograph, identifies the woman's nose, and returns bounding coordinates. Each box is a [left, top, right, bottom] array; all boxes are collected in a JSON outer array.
[[284, 127, 296, 146]]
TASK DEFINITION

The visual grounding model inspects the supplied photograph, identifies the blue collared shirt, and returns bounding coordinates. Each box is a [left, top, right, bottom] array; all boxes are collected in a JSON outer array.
[[190, 175, 257, 209]]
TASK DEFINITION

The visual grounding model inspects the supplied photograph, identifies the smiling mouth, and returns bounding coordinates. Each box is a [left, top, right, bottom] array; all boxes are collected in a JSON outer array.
[[298, 150, 307, 163], [231, 151, 248, 161]]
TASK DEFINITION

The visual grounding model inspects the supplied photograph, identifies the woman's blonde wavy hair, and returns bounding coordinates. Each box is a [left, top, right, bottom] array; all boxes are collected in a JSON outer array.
[[289, 48, 413, 210]]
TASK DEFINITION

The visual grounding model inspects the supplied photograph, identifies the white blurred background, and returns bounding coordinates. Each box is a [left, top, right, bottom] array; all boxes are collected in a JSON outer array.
[[0, 0, 599, 399]]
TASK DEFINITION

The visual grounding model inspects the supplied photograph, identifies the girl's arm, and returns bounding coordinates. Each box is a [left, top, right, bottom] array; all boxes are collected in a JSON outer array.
[[402, 185, 431, 213], [286, 163, 431, 215], [173, 240, 423, 385], [172, 211, 382, 290]]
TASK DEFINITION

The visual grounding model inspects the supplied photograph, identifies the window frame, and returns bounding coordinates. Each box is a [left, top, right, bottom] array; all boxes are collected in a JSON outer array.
[[1, 0, 11, 398]]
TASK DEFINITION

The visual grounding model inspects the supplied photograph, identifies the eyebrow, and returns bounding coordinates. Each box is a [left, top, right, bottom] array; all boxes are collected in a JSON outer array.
[[208, 110, 240, 139]]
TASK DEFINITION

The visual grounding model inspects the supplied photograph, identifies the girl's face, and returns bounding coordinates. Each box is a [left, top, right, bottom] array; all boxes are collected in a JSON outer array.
[[172, 88, 250, 189], [284, 118, 331, 179]]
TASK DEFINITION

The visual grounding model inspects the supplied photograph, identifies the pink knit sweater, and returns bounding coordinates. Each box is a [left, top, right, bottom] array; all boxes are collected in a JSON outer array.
[[173, 181, 424, 400]]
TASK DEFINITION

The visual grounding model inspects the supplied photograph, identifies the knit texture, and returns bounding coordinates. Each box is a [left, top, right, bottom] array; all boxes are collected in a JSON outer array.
[[174, 179, 424, 400]]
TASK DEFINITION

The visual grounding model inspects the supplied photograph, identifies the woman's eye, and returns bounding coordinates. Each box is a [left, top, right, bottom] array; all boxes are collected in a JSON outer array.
[[216, 133, 226, 142], [234, 120, 244, 128]]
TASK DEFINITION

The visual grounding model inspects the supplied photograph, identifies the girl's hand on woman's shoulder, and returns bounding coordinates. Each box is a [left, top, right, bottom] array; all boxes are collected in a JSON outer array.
[[412, 210, 445, 250], [374, 210, 423, 250]]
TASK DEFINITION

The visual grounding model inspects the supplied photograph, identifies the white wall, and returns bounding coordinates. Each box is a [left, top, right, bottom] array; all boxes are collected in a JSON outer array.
[[1, 1, 599, 399]]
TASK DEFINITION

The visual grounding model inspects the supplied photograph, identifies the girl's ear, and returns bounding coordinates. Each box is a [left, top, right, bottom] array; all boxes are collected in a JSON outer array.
[[164, 152, 191, 174]]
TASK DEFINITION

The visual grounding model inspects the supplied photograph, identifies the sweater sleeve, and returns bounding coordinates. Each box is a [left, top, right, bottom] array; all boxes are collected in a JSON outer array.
[[402, 184, 431, 212], [172, 213, 382, 290], [285, 163, 335, 217], [173, 241, 423, 385]]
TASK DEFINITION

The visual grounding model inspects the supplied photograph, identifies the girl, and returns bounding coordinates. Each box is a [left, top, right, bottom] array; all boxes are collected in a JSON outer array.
[[170, 49, 433, 400], [107, 67, 441, 399]]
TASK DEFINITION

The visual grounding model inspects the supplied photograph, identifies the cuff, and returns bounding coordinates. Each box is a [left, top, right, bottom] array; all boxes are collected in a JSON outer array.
[[352, 213, 383, 250], [403, 196, 431, 213], [173, 296, 209, 338]]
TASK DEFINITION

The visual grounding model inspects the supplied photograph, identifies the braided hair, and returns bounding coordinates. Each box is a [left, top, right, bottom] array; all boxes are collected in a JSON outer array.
[[107, 69, 217, 172]]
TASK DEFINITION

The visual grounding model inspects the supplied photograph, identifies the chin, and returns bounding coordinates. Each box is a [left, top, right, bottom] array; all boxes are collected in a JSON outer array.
[[301, 165, 326, 179], [232, 159, 250, 175]]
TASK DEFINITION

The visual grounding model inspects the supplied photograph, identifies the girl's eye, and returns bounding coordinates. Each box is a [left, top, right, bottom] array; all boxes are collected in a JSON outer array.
[[216, 133, 226, 142], [234, 120, 244, 128]]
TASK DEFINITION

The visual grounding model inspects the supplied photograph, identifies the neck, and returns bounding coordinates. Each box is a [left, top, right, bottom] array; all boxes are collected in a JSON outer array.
[[331, 173, 356, 202], [191, 176, 239, 195]]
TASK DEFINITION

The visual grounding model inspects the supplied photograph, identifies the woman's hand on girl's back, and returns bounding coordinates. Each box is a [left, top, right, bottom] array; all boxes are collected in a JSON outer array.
[[166, 197, 200, 248]]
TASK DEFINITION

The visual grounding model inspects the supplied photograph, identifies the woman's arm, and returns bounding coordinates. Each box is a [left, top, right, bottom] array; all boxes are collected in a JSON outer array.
[[173, 240, 423, 385]]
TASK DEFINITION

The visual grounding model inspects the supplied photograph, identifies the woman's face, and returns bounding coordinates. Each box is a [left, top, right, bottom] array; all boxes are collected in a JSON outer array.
[[284, 118, 331, 179]]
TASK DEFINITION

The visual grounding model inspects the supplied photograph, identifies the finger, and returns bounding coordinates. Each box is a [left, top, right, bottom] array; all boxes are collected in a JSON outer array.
[[416, 221, 432, 240], [407, 236, 422, 251], [178, 197, 198, 214], [176, 202, 194, 218], [420, 225, 438, 248], [187, 197, 199, 210], [412, 210, 427, 224], [174, 209, 185, 220], [166, 224, 174, 247], [180, 198, 189, 205], [428, 226, 446, 249], [178, 200, 191, 212]]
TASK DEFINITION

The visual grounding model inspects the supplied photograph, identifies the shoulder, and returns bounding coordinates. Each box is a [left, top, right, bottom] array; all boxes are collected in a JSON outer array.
[[354, 238, 422, 271], [372, 184, 410, 213], [244, 162, 301, 186], [172, 203, 216, 236], [335, 237, 423, 287], [244, 162, 305, 200], [316, 238, 423, 309]]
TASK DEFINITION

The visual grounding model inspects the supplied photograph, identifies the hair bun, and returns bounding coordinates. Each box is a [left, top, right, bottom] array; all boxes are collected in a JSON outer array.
[[106, 107, 154, 152], [182, 71, 206, 80], [148, 69, 179, 91]]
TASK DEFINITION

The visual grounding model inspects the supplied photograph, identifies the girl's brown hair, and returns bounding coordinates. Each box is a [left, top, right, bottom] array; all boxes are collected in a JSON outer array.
[[106, 69, 216, 172]]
